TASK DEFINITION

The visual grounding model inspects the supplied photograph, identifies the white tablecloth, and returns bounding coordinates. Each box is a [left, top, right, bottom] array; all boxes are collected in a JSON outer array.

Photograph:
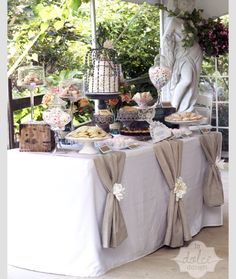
[[8, 136, 223, 277]]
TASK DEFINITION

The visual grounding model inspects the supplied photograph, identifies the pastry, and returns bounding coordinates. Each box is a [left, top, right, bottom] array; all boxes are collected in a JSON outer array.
[[119, 106, 138, 112], [97, 109, 112, 116], [67, 126, 108, 139], [22, 71, 44, 86], [166, 112, 203, 122]]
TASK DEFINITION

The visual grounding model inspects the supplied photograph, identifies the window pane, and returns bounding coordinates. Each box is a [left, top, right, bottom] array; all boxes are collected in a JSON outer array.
[[211, 103, 216, 126], [218, 103, 229, 127], [199, 77, 216, 101], [219, 128, 228, 152], [216, 77, 229, 101]]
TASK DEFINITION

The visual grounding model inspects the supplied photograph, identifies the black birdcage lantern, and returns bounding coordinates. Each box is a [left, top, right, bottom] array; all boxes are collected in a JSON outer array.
[[84, 48, 120, 99]]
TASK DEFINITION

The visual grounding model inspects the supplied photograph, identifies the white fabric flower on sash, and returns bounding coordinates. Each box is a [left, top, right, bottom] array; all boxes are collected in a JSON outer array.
[[174, 177, 187, 202], [215, 156, 225, 170], [113, 183, 125, 201]]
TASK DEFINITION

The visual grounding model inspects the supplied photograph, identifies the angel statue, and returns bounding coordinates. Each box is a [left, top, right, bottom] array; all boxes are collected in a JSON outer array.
[[162, 0, 203, 112]]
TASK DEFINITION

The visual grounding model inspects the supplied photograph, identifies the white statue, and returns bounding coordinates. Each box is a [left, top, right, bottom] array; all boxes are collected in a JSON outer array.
[[162, 0, 203, 112]]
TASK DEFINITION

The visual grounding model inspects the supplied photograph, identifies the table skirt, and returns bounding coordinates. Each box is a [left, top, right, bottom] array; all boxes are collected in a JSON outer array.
[[8, 136, 223, 277]]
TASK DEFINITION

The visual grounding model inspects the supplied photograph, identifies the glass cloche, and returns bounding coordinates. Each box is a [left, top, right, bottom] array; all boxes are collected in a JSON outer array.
[[17, 65, 45, 88], [59, 78, 84, 102]]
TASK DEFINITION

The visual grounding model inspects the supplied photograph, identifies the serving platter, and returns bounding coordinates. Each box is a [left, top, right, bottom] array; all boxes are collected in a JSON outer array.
[[164, 117, 208, 127]]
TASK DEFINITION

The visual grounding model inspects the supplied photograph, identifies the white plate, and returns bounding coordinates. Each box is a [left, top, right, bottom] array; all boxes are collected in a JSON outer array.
[[65, 134, 111, 143]]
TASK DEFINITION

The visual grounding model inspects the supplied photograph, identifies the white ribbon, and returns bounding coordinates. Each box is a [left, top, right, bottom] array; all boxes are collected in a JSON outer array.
[[174, 177, 187, 202], [113, 183, 125, 201], [215, 156, 225, 170]]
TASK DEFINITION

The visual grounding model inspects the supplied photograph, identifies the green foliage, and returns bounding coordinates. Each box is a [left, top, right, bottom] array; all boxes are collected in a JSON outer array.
[[8, 0, 161, 80], [96, 1, 160, 78], [8, 0, 91, 75], [13, 105, 44, 135], [46, 69, 84, 86]]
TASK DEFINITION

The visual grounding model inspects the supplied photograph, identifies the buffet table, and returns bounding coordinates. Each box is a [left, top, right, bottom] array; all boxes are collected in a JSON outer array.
[[8, 135, 223, 277]]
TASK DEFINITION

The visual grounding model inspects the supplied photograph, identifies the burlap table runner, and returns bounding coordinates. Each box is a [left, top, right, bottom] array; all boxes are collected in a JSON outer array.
[[153, 140, 192, 248], [199, 132, 224, 207], [94, 151, 127, 248]]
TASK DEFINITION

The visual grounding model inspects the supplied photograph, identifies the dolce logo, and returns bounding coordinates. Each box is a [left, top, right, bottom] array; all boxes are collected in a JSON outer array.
[[173, 241, 222, 278]]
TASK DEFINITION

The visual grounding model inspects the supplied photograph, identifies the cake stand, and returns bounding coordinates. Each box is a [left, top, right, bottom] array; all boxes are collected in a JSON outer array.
[[65, 135, 111, 154]]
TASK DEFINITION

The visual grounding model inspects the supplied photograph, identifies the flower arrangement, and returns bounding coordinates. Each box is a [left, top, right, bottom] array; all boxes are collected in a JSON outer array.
[[106, 92, 132, 119], [41, 86, 66, 107], [71, 98, 94, 124]]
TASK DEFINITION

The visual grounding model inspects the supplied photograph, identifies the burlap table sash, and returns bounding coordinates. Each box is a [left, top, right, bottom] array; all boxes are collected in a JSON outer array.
[[199, 132, 224, 207], [153, 140, 192, 248], [94, 151, 128, 248]]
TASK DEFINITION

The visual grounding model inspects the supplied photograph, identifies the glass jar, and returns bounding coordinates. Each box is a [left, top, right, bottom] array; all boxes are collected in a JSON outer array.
[[43, 94, 71, 151], [43, 93, 71, 131], [59, 78, 84, 131], [149, 50, 171, 92]]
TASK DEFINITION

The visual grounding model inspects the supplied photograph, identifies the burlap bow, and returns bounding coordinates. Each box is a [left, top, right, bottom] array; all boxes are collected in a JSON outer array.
[[94, 151, 128, 248], [153, 140, 192, 248]]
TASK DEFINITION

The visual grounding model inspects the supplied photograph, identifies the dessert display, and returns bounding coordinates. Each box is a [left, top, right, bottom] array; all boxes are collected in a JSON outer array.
[[117, 106, 139, 122], [84, 48, 120, 97], [120, 121, 150, 138], [17, 65, 45, 122], [117, 104, 156, 126], [132, 92, 153, 108], [22, 72, 44, 86], [66, 126, 110, 154], [93, 110, 114, 132], [120, 127, 150, 136], [42, 107, 71, 130], [17, 66, 45, 87], [66, 126, 108, 139], [165, 112, 203, 122], [59, 78, 83, 102], [119, 106, 138, 113], [88, 60, 119, 94]]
